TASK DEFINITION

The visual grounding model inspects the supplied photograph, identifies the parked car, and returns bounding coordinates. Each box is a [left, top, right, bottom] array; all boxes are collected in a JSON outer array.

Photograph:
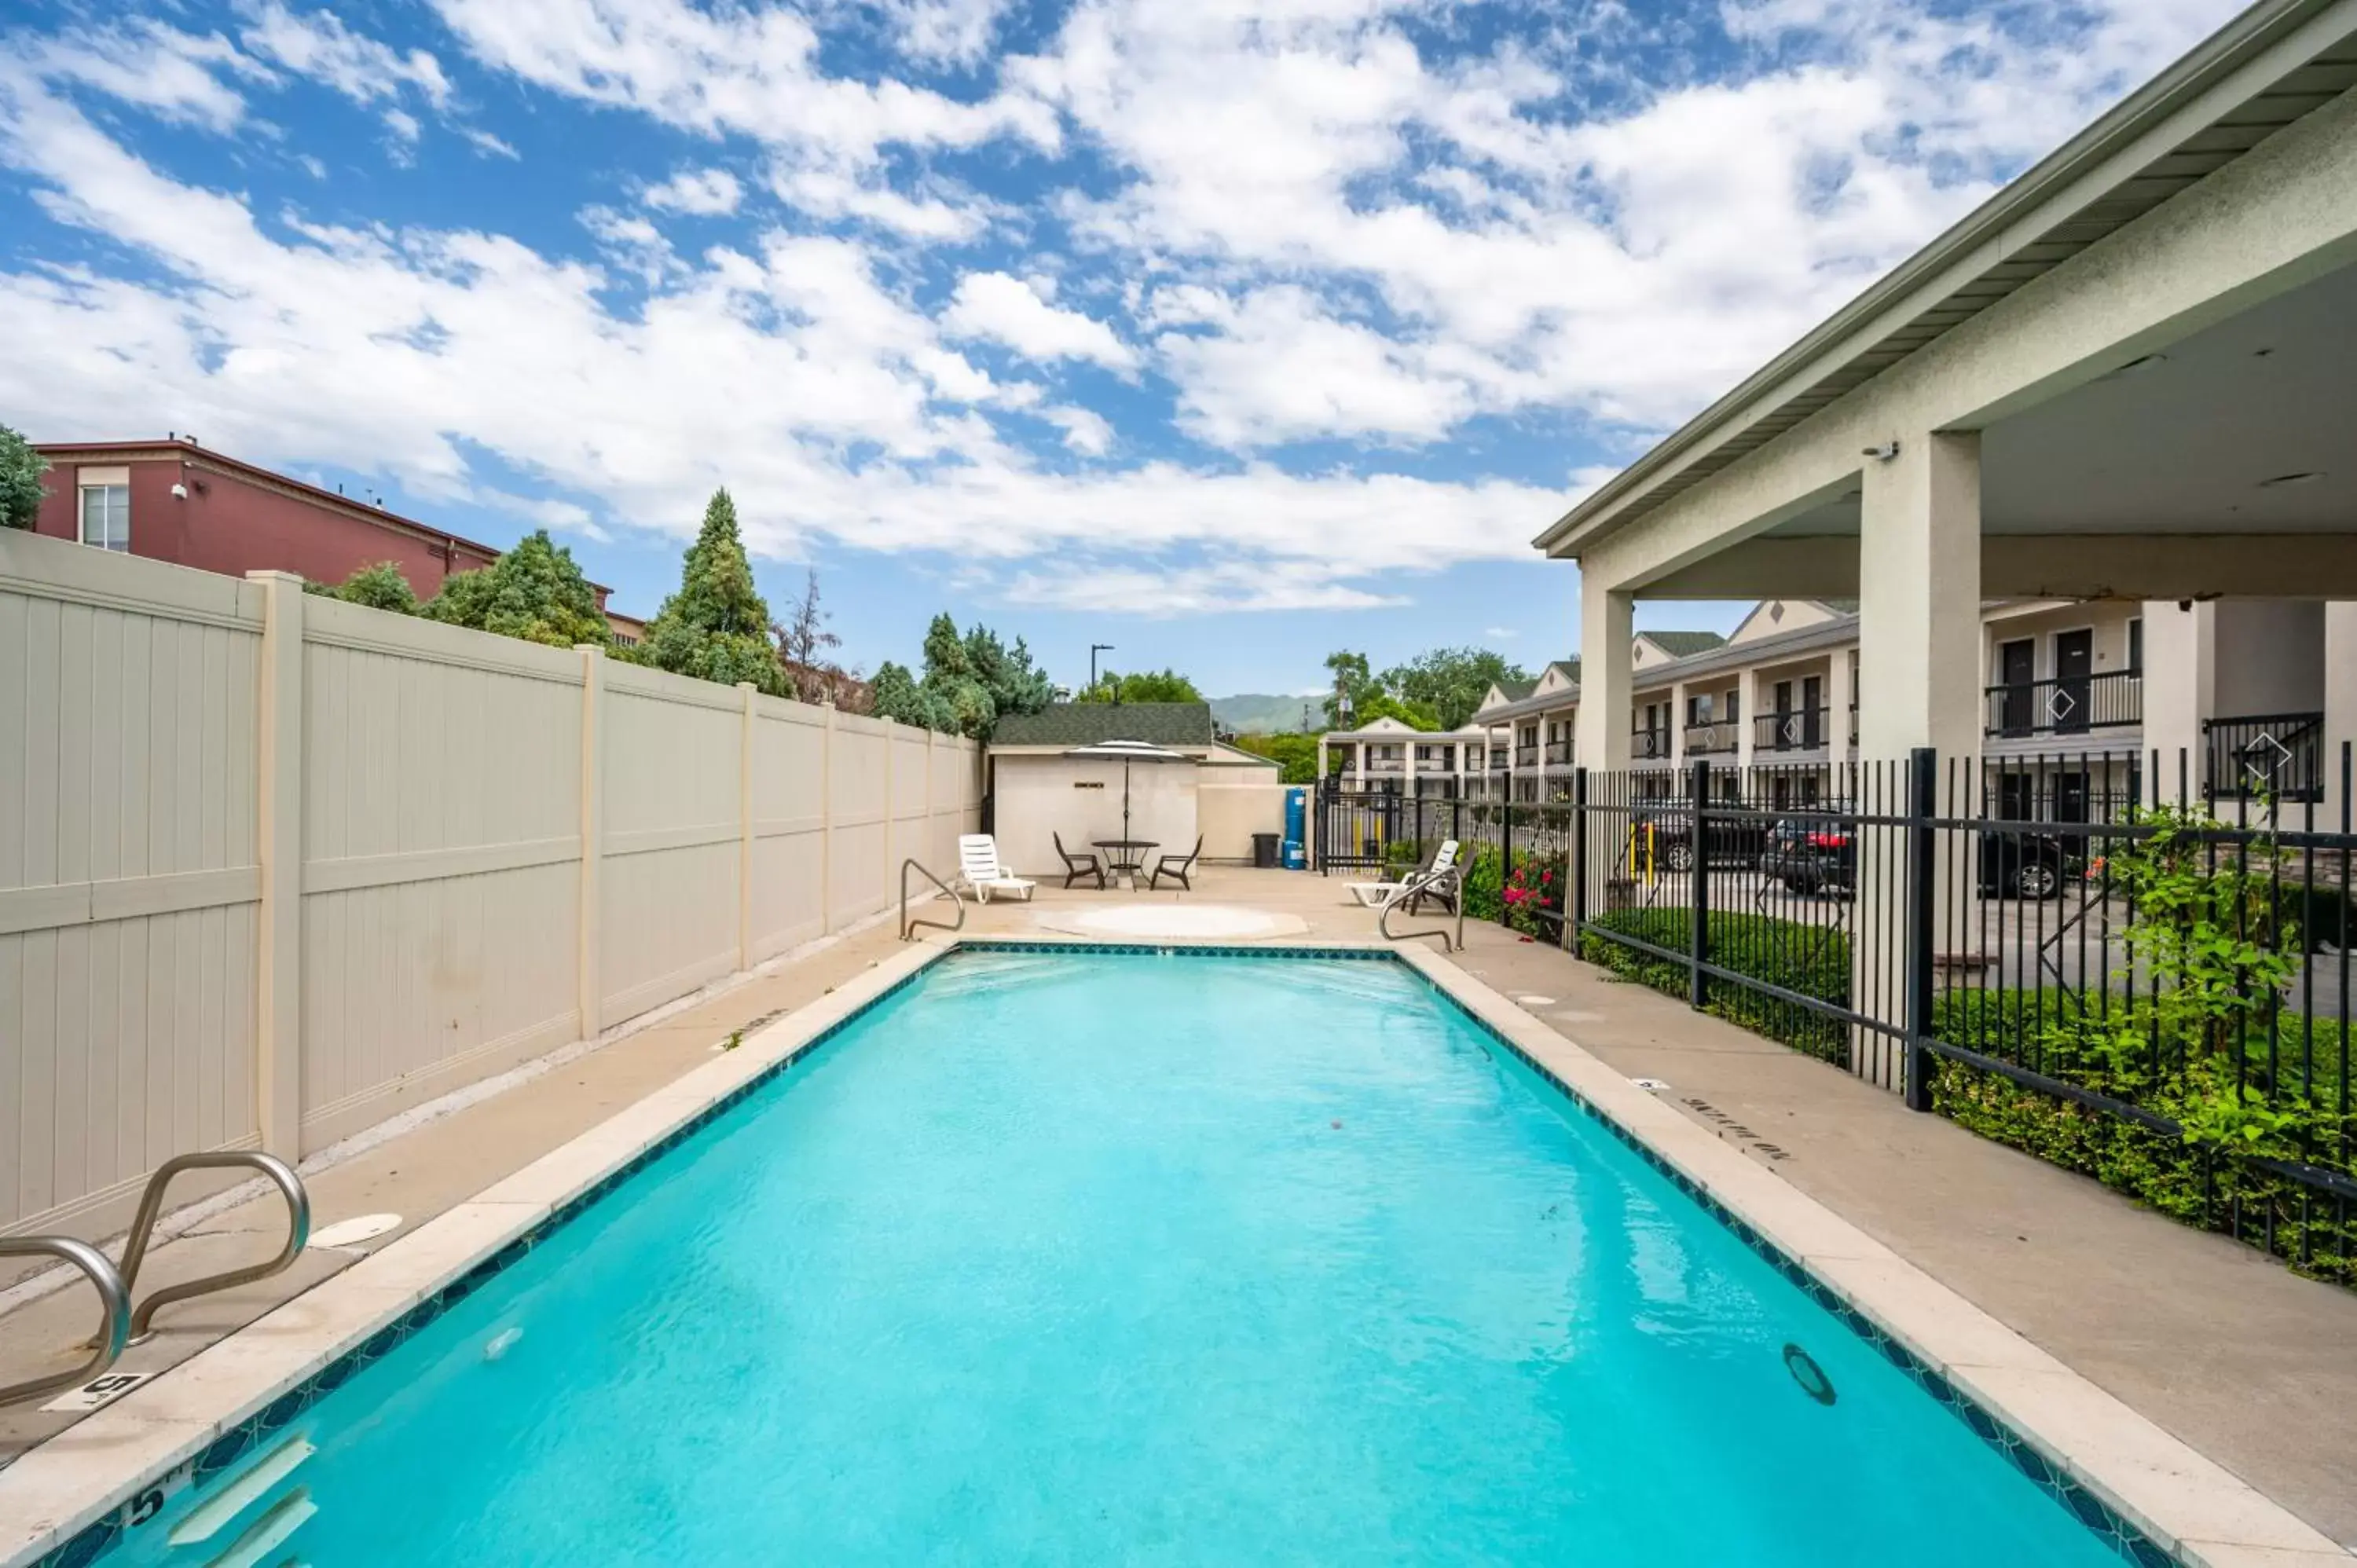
[[1628, 805, 1770, 873], [1758, 818, 2068, 899]]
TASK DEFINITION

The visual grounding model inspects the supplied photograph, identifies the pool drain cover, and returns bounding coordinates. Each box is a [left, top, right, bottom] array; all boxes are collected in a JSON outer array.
[[1783, 1343, 1836, 1405]]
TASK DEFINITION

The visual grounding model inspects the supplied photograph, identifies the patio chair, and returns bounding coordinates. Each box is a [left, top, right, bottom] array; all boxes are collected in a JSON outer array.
[[1346, 840, 1461, 912], [956, 834, 1036, 903], [1149, 837, 1203, 892], [1054, 831, 1106, 889]]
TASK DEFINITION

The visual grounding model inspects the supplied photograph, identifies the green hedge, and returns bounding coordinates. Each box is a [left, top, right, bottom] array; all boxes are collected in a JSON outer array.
[[1928, 991, 2353, 1283], [1578, 907, 1851, 1064]]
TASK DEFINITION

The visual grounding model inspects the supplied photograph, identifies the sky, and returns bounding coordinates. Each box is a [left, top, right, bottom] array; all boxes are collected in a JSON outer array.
[[0, 0, 2245, 697]]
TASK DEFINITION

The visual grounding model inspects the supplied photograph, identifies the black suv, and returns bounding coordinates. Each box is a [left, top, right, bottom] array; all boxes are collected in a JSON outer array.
[[1758, 818, 2068, 899], [1628, 806, 1769, 873]]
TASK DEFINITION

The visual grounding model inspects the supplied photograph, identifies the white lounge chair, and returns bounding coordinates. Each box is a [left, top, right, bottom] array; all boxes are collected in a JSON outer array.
[[1347, 839, 1461, 910], [958, 834, 1036, 903]]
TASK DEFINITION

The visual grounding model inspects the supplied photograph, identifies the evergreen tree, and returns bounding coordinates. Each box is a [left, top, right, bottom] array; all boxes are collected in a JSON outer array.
[[303, 561, 420, 614], [423, 530, 611, 649], [0, 423, 47, 530], [639, 488, 787, 695]]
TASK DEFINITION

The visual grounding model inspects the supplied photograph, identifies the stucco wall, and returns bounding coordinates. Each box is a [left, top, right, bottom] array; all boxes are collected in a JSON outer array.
[[1197, 773, 1287, 861], [990, 755, 1200, 877]]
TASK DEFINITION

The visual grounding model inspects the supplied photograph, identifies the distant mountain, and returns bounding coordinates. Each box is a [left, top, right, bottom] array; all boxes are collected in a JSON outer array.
[[1210, 693, 1318, 735]]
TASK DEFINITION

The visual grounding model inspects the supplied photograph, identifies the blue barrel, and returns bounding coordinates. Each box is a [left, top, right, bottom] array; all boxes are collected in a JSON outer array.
[[1282, 787, 1308, 869]]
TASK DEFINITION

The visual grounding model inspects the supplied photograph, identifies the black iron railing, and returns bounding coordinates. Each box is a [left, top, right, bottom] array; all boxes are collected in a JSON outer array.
[[1632, 727, 1672, 760], [1752, 707, 1831, 753], [1985, 669, 2142, 737], [1544, 740, 1573, 766], [1514, 744, 1538, 768], [2205, 711, 2325, 802]]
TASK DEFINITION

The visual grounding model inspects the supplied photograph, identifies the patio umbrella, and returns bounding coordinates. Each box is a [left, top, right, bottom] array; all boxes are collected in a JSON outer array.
[[1062, 739, 1195, 844]]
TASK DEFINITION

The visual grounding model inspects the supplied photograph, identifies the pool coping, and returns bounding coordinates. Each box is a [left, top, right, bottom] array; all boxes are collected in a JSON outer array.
[[0, 936, 2343, 1568]]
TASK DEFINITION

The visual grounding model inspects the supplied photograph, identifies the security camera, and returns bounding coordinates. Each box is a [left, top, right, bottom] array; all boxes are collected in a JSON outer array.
[[1860, 440, 1901, 462], [170, 482, 189, 500]]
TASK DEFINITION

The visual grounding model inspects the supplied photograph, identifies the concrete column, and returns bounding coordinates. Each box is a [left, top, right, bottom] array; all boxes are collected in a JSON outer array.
[[1403, 736, 1418, 799], [1857, 431, 1984, 762], [1668, 681, 1688, 769], [2141, 599, 2215, 805], [249, 571, 304, 1158], [576, 645, 607, 1039], [737, 682, 757, 971], [2326, 603, 2357, 826], [1737, 665, 1763, 771], [1315, 738, 1328, 783], [1574, 573, 1633, 772]]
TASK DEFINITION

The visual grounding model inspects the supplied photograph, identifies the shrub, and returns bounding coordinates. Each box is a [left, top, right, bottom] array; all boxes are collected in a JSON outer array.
[[1930, 990, 2352, 1283], [1581, 907, 1851, 1064]]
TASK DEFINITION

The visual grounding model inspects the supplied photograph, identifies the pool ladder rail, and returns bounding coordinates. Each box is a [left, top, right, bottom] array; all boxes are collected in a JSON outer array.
[[1378, 871, 1467, 954], [900, 857, 966, 941], [1, 1151, 310, 1406]]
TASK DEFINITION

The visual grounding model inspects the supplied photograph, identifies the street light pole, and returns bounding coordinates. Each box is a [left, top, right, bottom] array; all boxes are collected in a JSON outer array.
[[1090, 643, 1115, 699]]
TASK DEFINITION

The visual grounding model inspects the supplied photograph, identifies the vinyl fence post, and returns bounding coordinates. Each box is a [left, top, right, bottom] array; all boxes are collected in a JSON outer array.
[[1570, 768, 1589, 949], [250, 571, 305, 1159], [1904, 746, 1939, 1112], [1689, 757, 1711, 1010]]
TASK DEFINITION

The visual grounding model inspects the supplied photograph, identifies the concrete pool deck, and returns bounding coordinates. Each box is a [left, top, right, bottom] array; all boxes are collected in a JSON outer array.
[[2, 867, 2352, 1562]]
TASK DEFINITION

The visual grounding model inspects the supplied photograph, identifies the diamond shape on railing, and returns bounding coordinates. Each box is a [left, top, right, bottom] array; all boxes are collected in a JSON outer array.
[[1780, 715, 1802, 744], [2046, 687, 2077, 722], [2238, 731, 2293, 789]]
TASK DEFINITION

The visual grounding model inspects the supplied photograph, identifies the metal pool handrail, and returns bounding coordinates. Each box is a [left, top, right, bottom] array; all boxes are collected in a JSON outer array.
[[117, 1152, 310, 1343], [0, 1236, 129, 1405], [900, 858, 966, 941], [1379, 874, 1465, 954]]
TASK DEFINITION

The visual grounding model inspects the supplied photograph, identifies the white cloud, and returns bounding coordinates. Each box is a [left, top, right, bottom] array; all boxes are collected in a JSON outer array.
[[1043, 404, 1113, 456], [944, 271, 1136, 369], [238, 2, 451, 108], [1483, 626, 1517, 639], [428, 0, 1058, 165], [643, 166, 742, 215], [0, 0, 2253, 620], [22, 20, 265, 134]]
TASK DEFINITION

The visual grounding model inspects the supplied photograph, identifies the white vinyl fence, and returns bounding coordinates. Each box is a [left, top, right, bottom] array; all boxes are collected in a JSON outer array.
[[0, 529, 981, 1236]]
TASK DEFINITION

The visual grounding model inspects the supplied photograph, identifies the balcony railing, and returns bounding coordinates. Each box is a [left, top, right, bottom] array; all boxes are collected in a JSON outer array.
[[1543, 740, 1572, 766], [1360, 756, 1404, 773], [2205, 711, 2325, 803], [1514, 745, 1538, 769], [1753, 706, 1831, 753], [1681, 721, 1739, 756], [1632, 728, 1673, 761], [1985, 669, 2142, 738]]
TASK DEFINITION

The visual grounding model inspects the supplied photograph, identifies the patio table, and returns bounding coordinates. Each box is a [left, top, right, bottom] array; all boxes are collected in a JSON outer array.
[[1093, 838, 1159, 892]]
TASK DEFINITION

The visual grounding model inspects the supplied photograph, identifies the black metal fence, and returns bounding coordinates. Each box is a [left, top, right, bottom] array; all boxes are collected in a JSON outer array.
[[1322, 748, 2356, 1284]]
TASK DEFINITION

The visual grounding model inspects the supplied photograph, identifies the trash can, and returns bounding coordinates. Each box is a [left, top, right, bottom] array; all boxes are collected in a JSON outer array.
[[1252, 832, 1281, 869]]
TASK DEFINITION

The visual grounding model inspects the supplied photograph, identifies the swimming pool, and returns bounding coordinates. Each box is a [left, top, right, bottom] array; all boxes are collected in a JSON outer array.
[[74, 947, 2146, 1566]]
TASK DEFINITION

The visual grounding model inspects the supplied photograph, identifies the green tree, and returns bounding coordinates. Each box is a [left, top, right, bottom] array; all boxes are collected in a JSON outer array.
[[1076, 667, 1202, 704], [1321, 650, 1376, 727], [423, 529, 612, 650], [871, 659, 949, 731], [1380, 647, 1529, 730], [0, 424, 48, 529], [639, 488, 786, 695], [303, 561, 420, 614], [1353, 691, 1442, 731], [964, 625, 1055, 718], [1230, 732, 1321, 783]]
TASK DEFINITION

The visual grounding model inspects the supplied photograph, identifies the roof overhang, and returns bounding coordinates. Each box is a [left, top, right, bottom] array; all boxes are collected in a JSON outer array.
[[1536, 0, 2357, 560]]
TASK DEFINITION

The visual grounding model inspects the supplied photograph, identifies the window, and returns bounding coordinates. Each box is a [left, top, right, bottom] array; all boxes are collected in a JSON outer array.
[[2127, 617, 2143, 674], [79, 484, 130, 551]]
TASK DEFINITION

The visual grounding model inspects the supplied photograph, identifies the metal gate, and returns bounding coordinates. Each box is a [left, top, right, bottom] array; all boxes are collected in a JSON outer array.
[[1314, 786, 1404, 873]]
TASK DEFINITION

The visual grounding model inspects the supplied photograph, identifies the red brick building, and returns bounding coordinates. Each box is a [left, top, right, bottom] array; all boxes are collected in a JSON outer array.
[[31, 438, 644, 643]]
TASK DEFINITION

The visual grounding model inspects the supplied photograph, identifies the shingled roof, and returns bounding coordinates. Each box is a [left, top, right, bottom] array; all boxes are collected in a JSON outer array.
[[1640, 631, 1729, 656], [989, 702, 1216, 748]]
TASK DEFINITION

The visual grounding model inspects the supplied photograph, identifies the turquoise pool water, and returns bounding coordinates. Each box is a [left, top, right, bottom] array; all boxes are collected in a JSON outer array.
[[104, 951, 2128, 1566]]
